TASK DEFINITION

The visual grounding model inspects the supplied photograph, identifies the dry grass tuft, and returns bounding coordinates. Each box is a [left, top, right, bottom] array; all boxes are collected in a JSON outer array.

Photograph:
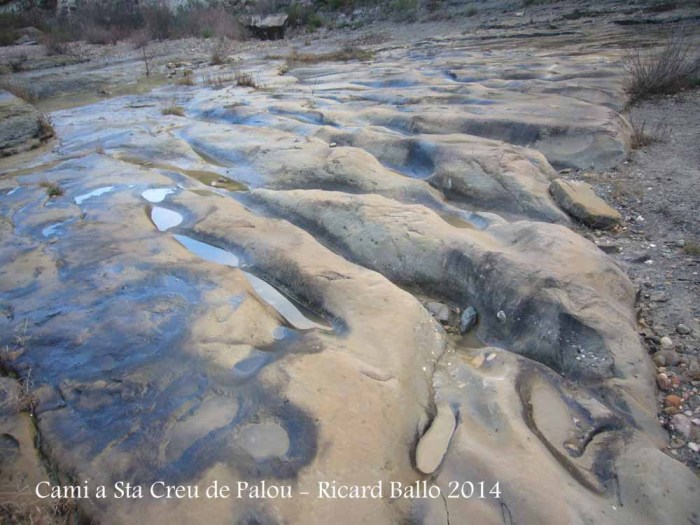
[[683, 241, 700, 256], [0, 80, 38, 103], [175, 70, 195, 86], [234, 70, 258, 88], [624, 30, 700, 105], [0, 491, 77, 525], [281, 45, 374, 68], [161, 101, 185, 117], [0, 321, 35, 414], [200, 69, 261, 89], [0, 322, 77, 524], [628, 118, 664, 149], [38, 114, 55, 139], [200, 71, 237, 87]]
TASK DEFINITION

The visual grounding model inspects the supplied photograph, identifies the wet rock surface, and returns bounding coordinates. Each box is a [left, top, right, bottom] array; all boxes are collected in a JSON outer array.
[[0, 3, 699, 524]]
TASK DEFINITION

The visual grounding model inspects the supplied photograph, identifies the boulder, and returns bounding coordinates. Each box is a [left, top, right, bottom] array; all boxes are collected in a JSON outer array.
[[549, 178, 621, 229], [242, 13, 288, 40], [0, 90, 53, 157]]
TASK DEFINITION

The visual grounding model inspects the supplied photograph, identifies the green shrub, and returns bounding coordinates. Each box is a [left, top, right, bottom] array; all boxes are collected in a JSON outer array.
[[40, 181, 63, 197]]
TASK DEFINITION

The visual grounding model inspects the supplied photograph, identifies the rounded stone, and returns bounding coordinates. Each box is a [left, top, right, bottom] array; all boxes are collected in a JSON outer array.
[[665, 395, 682, 409], [676, 324, 691, 335], [662, 350, 680, 367], [656, 373, 671, 391], [652, 352, 666, 367]]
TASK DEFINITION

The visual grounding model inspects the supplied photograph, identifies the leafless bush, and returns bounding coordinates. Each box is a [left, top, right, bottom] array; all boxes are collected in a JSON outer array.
[[255, 0, 283, 15], [624, 30, 700, 105], [131, 28, 151, 50], [132, 30, 156, 77], [2, 1, 246, 47], [182, 6, 247, 40], [210, 38, 229, 65], [42, 30, 71, 56], [142, 0, 174, 40], [80, 23, 127, 45]]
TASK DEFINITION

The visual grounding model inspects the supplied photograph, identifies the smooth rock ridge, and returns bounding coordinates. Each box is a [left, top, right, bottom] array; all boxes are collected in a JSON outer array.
[[415, 402, 457, 474]]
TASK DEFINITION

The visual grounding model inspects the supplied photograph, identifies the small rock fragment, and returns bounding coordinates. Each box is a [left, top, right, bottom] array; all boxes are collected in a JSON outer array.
[[672, 414, 692, 439], [652, 352, 666, 367], [659, 336, 674, 349], [460, 306, 477, 334], [496, 310, 507, 323], [649, 292, 669, 302], [662, 349, 680, 367], [597, 242, 621, 254]]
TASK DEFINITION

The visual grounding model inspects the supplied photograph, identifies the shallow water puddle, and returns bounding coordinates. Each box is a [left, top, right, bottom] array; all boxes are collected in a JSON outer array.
[[119, 155, 248, 192], [151, 207, 183, 232], [142, 188, 176, 203], [42, 218, 75, 237], [173, 234, 240, 266], [172, 234, 330, 331], [439, 213, 476, 229], [74, 186, 115, 205], [243, 272, 329, 331]]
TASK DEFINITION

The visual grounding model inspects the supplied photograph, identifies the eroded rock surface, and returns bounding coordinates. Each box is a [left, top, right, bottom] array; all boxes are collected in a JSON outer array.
[[0, 90, 53, 157], [0, 10, 698, 525]]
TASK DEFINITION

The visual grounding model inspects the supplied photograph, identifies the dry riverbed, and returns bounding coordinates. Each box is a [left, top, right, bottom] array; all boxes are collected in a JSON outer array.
[[1, 1, 699, 524]]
